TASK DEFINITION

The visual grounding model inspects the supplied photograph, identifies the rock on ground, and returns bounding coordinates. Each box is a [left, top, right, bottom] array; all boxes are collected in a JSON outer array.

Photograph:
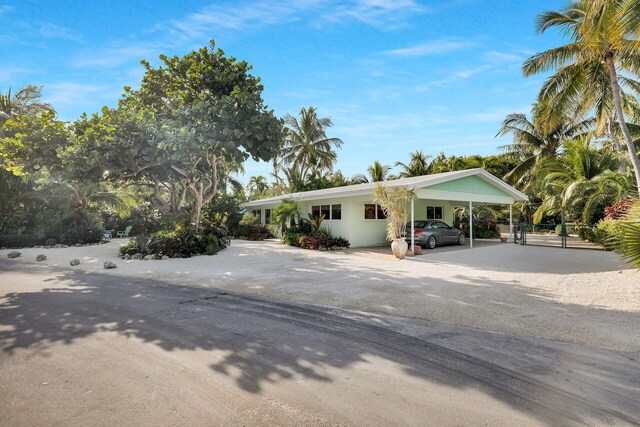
[[36, 254, 47, 261], [69, 259, 80, 266], [7, 251, 21, 259], [104, 261, 117, 269]]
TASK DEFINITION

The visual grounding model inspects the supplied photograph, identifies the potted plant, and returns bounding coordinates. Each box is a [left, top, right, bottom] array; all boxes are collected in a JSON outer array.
[[373, 184, 416, 260]]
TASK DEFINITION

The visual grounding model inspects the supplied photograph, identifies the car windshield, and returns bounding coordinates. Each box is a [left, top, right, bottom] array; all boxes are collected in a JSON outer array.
[[406, 221, 428, 228]]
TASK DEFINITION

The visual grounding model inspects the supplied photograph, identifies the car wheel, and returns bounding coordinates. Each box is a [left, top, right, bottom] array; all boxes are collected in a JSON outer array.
[[427, 236, 436, 249], [458, 233, 466, 245]]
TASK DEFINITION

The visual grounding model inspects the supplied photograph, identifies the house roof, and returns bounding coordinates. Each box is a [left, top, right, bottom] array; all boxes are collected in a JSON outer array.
[[241, 168, 529, 207]]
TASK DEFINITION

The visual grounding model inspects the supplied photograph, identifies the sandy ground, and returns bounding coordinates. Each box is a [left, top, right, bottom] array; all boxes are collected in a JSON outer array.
[[1, 239, 639, 352]]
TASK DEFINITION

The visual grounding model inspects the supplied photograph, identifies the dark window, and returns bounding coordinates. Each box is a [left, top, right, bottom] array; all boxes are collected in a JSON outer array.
[[426, 206, 443, 220], [364, 204, 376, 219], [265, 209, 271, 224], [251, 209, 261, 218], [312, 204, 341, 220], [320, 205, 330, 219], [365, 204, 387, 219], [331, 204, 342, 220], [311, 205, 320, 219]]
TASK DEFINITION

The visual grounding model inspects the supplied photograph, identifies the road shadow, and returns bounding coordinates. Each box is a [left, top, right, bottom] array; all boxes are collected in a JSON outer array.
[[1, 261, 639, 425]]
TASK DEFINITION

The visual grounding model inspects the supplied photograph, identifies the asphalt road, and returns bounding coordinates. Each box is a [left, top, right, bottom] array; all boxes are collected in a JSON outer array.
[[1, 261, 639, 426]]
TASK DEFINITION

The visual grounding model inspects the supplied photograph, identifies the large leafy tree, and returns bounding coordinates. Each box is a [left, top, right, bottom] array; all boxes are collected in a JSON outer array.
[[522, 0, 640, 194], [1, 111, 70, 176], [281, 106, 343, 182], [114, 40, 283, 227]]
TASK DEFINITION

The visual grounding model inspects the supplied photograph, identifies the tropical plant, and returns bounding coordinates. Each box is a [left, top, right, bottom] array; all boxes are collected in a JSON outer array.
[[613, 200, 640, 268], [0, 85, 52, 128], [522, 0, 640, 194], [271, 199, 302, 233], [531, 136, 615, 224], [247, 175, 269, 199], [281, 106, 343, 182], [496, 111, 594, 188], [395, 150, 433, 177], [353, 161, 394, 184], [372, 184, 416, 241], [307, 213, 325, 232]]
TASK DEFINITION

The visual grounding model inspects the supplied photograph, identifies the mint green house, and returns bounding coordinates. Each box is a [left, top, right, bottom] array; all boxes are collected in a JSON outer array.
[[241, 168, 528, 248]]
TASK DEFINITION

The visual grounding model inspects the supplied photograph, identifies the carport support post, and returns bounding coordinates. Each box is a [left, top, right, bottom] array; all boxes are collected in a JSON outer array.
[[469, 201, 473, 248], [410, 197, 415, 253], [509, 204, 513, 243]]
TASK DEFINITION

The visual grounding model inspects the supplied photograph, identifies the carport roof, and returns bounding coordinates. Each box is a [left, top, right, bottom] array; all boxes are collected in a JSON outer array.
[[241, 168, 529, 207]]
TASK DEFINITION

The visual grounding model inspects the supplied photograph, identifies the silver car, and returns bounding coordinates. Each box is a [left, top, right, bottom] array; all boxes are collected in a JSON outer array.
[[405, 220, 466, 249]]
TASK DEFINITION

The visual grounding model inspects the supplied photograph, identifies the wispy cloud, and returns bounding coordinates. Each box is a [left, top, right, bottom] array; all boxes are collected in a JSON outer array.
[[37, 23, 79, 41], [156, 1, 320, 39], [0, 5, 13, 15], [322, 0, 428, 30], [156, 0, 427, 39], [71, 46, 156, 68], [382, 39, 473, 57]]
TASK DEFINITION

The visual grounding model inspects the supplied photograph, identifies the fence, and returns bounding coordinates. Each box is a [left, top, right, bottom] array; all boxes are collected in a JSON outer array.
[[513, 222, 603, 250]]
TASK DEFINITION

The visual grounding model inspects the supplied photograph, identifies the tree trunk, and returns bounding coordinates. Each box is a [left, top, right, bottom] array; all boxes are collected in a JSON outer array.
[[191, 185, 204, 231], [604, 56, 640, 194], [607, 119, 627, 173], [188, 155, 218, 230]]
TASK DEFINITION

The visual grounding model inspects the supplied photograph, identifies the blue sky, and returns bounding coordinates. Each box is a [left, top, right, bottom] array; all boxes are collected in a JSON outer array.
[[1, 0, 565, 181]]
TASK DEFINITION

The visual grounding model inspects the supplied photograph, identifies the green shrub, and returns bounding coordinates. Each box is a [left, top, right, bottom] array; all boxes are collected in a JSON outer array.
[[299, 235, 350, 250], [576, 227, 596, 242], [235, 213, 273, 239], [594, 220, 625, 249], [0, 232, 45, 248], [45, 238, 57, 246], [205, 236, 220, 255], [119, 239, 138, 255], [283, 231, 305, 247], [554, 224, 576, 236], [146, 225, 230, 258]]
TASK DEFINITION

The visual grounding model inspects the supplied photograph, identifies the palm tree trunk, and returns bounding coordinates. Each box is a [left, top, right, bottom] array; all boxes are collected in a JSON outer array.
[[607, 119, 627, 173], [604, 56, 640, 195]]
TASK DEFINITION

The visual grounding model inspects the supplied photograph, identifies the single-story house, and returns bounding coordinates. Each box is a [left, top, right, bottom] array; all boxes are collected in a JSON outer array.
[[241, 168, 529, 248]]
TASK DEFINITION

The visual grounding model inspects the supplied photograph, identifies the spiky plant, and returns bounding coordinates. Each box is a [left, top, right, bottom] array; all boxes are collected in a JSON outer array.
[[373, 184, 416, 241]]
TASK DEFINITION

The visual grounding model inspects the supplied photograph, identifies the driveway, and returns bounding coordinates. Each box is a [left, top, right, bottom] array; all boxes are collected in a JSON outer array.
[[1, 239, 639, 352], [1, 262, 639, 425]]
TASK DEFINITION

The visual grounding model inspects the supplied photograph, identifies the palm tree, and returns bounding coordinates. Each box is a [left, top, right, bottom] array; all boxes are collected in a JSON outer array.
[[271, 199, 302, 233], [522, 1, 640, 194], [352, 161, 394, 184], [247, 175, 269, 199], [281, 106, 343, 182], [496, 111, 594, 188], [532, 135, 615, 224], [0, 86, 52, 126], [395, 150, 433, 177], [616, 200, 640, 269]]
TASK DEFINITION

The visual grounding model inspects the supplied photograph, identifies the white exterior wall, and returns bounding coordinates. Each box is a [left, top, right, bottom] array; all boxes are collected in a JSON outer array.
[[245, 185, 516, 247], [297, 198, 352, 242]]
